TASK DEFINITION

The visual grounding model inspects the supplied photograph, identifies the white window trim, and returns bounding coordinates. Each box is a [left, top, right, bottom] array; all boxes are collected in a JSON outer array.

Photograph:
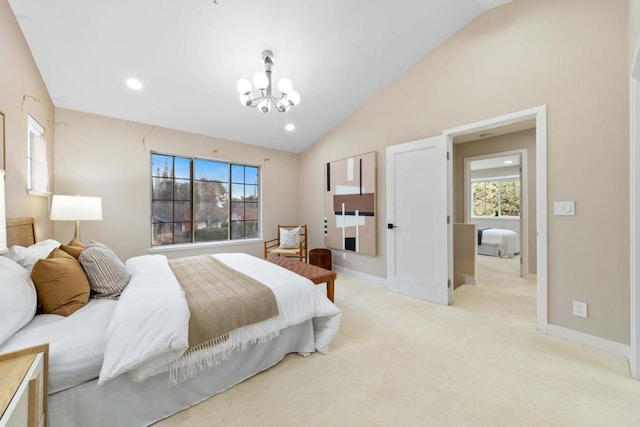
[[150, 151, 262, 247], [27, 115, 51, 196], [147, 237, 262, 254]]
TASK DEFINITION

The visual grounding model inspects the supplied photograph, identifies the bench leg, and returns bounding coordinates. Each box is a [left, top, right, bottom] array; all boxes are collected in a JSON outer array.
[[327, 279, 334, 302]]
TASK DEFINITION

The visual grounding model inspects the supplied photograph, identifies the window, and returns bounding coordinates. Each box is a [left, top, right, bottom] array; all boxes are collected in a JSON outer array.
[[471, 176, 520, 217], [27, 115, 49, 195], [151, 153, 260, 246]]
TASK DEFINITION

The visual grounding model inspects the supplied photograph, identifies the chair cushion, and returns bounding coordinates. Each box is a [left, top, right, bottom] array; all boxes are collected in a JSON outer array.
[[279, 226, 301, 249]]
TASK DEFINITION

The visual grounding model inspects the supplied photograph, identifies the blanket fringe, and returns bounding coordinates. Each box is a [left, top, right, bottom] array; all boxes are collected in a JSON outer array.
[[168, 316, 281, 386]]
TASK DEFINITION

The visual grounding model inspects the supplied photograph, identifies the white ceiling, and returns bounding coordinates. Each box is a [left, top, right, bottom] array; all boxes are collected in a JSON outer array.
[[470, 155, 520, 171], [8, 0, 511, 153]]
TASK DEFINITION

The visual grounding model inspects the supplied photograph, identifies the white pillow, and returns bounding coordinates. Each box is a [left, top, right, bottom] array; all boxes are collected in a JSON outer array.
[[0, 256, 38, 346], [279, 226, 301, 249], [4, 239, 61, 273]]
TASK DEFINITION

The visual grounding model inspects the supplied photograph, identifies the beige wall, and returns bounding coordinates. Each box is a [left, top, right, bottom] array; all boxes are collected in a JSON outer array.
[[453, 129, 536, 275], [300, 0, 629, 344], [0, 0, 55, 240], [53, 108, 300, 261]]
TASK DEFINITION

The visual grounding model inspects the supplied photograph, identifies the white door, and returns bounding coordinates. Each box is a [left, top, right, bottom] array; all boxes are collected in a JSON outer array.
[[386, 135, 451, 305]]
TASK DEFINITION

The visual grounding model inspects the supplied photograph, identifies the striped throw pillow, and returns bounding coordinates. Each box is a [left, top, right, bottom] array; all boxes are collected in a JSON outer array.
[[79, 242, 130, 299]]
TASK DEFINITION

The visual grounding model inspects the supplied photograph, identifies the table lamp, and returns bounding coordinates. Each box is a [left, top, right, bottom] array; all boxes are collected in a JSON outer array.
[[50, 194, 103, 241]]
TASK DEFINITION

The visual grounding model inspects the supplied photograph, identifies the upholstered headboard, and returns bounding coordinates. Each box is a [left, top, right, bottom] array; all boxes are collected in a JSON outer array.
[[6, 217, 36, 247]]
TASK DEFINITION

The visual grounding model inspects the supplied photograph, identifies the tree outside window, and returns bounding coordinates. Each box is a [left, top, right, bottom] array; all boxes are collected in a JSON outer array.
[[472, 178, 520, 217]]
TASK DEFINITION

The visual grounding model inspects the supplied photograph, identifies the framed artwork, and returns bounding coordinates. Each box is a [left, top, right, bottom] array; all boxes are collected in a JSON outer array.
[[0, 112, 4, 171], [324, 152, 376, 256]]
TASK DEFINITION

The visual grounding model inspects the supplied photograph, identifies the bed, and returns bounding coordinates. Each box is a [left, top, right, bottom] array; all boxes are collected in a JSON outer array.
[[0, 218, 341, 427], [476, 227, 520, 258]]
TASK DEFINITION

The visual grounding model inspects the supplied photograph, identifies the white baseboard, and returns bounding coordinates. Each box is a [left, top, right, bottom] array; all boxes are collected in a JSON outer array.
[[333, 265, 387, 288], [545, 324, 630, 359], [525, 273, 537, 280]]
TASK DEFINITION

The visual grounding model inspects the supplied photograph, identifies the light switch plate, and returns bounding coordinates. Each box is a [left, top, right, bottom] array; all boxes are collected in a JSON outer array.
[[553, 200, 575, 216]]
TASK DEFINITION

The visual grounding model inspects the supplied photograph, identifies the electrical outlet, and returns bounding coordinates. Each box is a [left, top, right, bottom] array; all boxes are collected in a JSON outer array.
[[572, 301, 587, 318], [342, 252, 347, 260]]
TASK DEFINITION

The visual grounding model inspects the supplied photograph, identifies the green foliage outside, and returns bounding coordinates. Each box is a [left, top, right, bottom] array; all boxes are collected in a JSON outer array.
[[472, 179, 520, 217]]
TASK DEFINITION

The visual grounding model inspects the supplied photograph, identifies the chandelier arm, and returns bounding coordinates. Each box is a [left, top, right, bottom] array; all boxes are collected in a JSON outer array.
[[247, 93, 268, 107]]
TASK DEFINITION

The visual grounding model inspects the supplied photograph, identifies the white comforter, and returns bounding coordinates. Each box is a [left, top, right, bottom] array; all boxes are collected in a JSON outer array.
[[481, 229, 520, 258], [99, 253, 341, 385]]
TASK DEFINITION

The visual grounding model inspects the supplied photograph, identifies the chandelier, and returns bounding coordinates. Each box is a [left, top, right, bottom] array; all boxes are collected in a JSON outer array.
[[236, 50, 301, 113]]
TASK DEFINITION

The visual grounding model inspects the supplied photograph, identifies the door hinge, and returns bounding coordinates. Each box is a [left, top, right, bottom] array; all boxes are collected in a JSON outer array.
[[447, 279, 452, 289], [446, 151, 450, 160], [447, 215, 450, 224]]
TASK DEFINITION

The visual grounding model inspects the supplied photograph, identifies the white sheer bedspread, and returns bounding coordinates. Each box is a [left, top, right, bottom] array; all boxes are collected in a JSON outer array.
[[0, 299, 117, 393]]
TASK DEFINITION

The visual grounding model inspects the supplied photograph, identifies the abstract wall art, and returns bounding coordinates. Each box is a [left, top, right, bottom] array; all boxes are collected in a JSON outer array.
[[324, 152, 376, 256]]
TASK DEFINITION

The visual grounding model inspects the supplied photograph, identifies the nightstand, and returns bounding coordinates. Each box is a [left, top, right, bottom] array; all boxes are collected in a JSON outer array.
[[0, 344, 49, 427]]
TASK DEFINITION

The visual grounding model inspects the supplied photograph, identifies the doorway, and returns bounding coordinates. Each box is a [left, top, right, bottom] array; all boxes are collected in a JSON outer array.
[[443, 105, 548, 333], [462, 148, 530, 280], [384, 106, 547, 331]]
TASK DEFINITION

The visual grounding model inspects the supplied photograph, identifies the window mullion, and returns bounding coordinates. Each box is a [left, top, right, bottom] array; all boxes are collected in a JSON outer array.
[[191, 158, 195, 244]]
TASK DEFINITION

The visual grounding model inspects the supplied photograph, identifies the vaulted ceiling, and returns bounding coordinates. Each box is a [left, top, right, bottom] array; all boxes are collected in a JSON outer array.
[[9, 0, 511, 153]]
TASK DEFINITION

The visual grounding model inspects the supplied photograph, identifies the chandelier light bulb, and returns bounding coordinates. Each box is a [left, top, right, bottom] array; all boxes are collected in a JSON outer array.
[[253, 72, 269, 90], [258, 98, 271, 113], [276, 99, 289, 112], [236, 78, 252, 94], [288, 90, 301, 106], [239, 93, 251, 106], [278, 78, 293, 94]]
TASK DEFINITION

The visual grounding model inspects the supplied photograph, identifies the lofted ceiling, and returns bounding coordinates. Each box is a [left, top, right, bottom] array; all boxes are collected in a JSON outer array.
[[9, 0, 511, 153]]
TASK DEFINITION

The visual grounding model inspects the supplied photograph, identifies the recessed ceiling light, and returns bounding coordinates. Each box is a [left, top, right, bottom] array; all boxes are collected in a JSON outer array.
[[126, 78, 143, 90], [504, 160, 514, 164], [285, 123, 295, 132]]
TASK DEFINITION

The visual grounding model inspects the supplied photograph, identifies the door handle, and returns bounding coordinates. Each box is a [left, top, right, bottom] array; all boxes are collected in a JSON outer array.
[[387, 223, 397, 229]]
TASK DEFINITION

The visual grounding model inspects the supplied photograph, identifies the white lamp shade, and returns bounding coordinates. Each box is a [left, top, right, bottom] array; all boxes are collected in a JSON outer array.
[[277, 78, 293, 94], [252, 72, 269, 90], [236, 78, 252, 94], [0, 170, 7, 252], [50, 195, 103, 221]]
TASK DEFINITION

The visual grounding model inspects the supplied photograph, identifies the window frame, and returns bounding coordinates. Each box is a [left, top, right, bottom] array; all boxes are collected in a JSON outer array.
[[27, 115, 50, 197], [149, 151, 262, 249], [470, 175, 521, 219]]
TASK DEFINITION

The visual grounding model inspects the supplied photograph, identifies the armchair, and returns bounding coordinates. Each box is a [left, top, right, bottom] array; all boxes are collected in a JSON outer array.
[[263, 224, 308, 263]]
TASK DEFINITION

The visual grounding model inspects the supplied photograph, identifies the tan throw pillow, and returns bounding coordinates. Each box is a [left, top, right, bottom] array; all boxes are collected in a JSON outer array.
[[279, 226, 301, 249], [79, 242, 130, 299], [60, 238, 86, 259], [31, 248, 90, 316]]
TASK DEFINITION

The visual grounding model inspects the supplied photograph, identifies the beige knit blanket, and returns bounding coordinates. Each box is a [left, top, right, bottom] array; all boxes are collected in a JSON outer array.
[[168, 255, 279, 353]]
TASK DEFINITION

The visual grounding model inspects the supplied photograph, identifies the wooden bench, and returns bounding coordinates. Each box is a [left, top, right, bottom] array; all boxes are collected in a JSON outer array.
[[268, 257, 337, 302]]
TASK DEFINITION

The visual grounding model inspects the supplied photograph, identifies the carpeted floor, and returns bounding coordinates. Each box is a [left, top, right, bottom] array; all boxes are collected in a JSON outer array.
[[156, 260, 640, 427]]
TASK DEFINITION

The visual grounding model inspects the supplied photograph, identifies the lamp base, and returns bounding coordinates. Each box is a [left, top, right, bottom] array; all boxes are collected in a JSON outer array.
[[74, 220, 81, 242]]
